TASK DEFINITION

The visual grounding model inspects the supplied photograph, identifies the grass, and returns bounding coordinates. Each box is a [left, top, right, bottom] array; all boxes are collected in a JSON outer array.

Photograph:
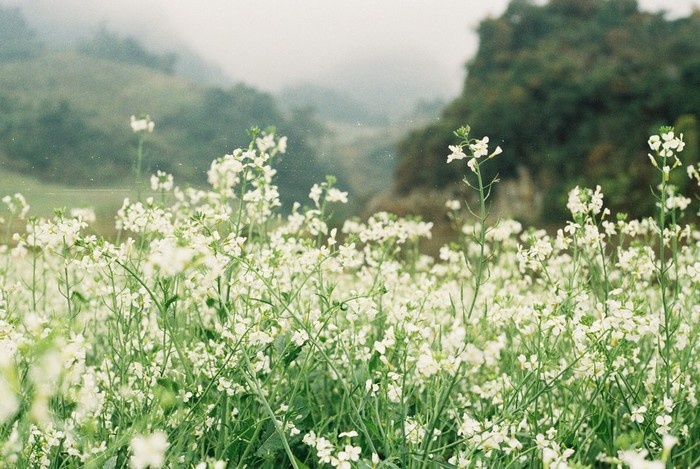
[[0, 126, 698, 468], [0, 165, 181, 238]]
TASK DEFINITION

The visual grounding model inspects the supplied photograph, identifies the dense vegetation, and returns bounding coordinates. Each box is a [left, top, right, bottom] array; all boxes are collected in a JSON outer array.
[[1, 126, 699, 467], [396, 0, 700, 221], [0, 6, 334, 209]]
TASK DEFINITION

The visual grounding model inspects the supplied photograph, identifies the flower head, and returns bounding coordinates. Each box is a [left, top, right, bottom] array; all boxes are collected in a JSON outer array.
[[131, 114, 155, 133], [447, 144, 467, 163], [130, 431, 169, 469]]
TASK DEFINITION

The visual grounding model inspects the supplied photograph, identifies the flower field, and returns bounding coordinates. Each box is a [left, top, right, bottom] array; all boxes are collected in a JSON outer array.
[[0, 124, 698, 468]]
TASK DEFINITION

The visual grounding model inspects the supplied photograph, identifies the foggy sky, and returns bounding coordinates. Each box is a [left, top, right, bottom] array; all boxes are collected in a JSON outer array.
[[1, 0, 697, 95]]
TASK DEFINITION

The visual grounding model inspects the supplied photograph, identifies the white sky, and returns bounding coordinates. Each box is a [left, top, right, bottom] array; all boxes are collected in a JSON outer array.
[[3, 0, 698, 93]]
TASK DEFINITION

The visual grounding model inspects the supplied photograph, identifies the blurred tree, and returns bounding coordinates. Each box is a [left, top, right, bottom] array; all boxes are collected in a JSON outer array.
[[0, 6, 43, 61], [160, 84, 339, 209], [395, 0, 700, 221], [78, 27, 177, 74], [2, 100, 133, 183]]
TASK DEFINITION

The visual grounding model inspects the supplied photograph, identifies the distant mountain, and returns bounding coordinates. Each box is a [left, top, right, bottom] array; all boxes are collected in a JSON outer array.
[[311, 50, 458, 123], [278, 83, 390, 126], [0, 0, 232, 86]]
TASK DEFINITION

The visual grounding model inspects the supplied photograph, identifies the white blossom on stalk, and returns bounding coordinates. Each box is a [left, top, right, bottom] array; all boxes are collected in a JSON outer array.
[[447, 144, 467, 163], [130, 114, 155, 133], [309, 184, 322, 205], [130, 431, 169, 469], [326, 188, 349, 204], [2, 193, 30, 219], [150, 171, 174, 192]]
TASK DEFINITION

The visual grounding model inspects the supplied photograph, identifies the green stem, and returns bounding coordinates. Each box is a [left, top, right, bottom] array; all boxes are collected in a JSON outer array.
[[657, 169, 672, 397], [241, 352, 299, 469], [135, 134, 144, 201]]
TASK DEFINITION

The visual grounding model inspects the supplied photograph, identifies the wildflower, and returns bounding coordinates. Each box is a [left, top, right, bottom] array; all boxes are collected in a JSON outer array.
[[687, 164, 700, 185], [470, 137, 491, 158], [630, 405, 647, 424], [130, 114, 155, 133], [309, 184, 323, 205], [655, 414, 672, 435], [648, 134, 661, 152], [150, 171, 174, 192], [70, 207, 96, 224], [445, 199, 461, 211], [662, 434, 678, 458], [416, 346, 440, 377], [618, 449, 664, 469], [326, 188, 349, 204], [338, 444, 361, 465], [457, 413, 481, 437], [2, 193, 30, 219], [130, 431, 169, 469], [447, 144, 467, 163]]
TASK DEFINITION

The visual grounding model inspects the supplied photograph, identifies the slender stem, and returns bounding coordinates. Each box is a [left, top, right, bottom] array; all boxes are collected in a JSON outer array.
[[241, 352, 299, 469], [656, 156, 673, 398], [135, 134, 145, 201]]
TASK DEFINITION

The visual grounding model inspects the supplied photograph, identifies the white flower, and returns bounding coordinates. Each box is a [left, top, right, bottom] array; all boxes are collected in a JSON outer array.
[[619, 449, 664, 469], [309, 184, 323, 205], [130, 115, 155, 133], [447, 144, 467, 163], [469, 136, 490, 158], [630, 405, 647, 424], [648, 134, 661, 151], [662, 434, 678, 453], [326, 188, 349, 204], [445, 199, 461, 211], [130, 431, 169, 469], [150, 171, 174, 192], [489, 146, 503, 158]]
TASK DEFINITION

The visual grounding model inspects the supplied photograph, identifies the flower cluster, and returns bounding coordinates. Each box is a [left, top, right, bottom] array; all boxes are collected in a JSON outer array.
[[130, 114, 155, 133], [648, 129, 685, 180], [447, 126, 502, 172]]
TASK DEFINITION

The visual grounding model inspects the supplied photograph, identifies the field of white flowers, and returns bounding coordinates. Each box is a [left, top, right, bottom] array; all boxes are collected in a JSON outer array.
[[0, 121, 698, 468]]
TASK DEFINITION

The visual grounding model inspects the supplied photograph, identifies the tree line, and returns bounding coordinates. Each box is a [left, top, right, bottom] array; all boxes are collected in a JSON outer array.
[[396, 0, 700, 221]]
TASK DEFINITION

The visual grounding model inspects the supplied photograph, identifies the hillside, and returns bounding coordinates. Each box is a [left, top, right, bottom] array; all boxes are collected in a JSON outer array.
[[0, 49, 336, 211], [394, 0, 700, 223]]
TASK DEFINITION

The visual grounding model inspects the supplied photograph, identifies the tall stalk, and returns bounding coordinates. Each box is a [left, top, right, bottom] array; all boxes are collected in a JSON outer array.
[[647, 127, 685, 397], [130, 114, 154, 201]]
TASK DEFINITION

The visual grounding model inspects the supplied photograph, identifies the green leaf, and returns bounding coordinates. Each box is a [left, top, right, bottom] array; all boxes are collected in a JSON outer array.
[[292, 455, 311, 469], [255, 430, 285, 459], [102, 456, 118, 469], [164, 295, 179, 309]]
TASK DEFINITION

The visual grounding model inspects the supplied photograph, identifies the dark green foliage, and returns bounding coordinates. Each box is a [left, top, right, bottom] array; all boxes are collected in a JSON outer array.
[[78, 27, 177, 74], [160, 85, 338, 209], [0, 99, 134, 183], [395, 0, 700, 221], [0, 6, 43, 62]]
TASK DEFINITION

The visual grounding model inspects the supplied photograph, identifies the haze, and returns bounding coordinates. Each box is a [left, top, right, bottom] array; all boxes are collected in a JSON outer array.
[[1, 0, 697, 98]]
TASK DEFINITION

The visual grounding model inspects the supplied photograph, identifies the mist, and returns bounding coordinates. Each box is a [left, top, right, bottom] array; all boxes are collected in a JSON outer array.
[[1, 0, 696, 106]]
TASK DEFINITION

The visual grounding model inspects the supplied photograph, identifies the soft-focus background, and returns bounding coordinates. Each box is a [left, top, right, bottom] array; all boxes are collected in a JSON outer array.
[[0, 0, 698, 234]]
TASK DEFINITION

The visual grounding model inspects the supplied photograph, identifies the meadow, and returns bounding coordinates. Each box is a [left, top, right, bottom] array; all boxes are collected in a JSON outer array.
[[0, 120, 698, 468]]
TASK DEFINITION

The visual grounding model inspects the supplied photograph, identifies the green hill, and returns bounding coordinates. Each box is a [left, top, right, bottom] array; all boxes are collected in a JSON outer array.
[[0, 7, 335, 211]]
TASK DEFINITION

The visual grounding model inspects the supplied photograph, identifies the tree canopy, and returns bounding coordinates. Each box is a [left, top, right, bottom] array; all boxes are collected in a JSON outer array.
[[78, 28, 177, 74], [0, 6, 42, 62], [395, 0, 700, 220]]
